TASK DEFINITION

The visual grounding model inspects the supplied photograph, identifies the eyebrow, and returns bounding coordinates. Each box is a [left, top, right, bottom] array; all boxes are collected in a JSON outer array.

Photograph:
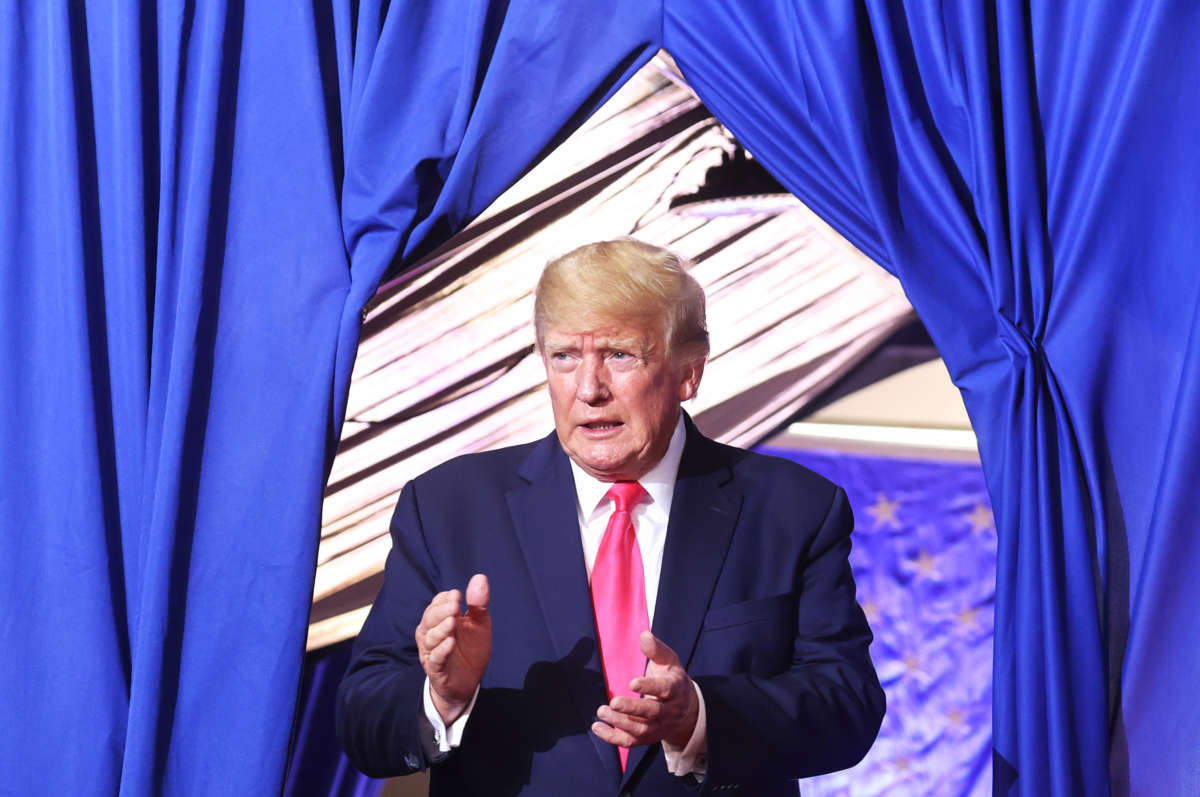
[[599, 338, 644, 352], [543, 335, 646, 351]]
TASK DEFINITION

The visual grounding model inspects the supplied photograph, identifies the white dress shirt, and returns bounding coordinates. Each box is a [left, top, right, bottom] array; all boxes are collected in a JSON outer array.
[[422, 416, 708, 777]]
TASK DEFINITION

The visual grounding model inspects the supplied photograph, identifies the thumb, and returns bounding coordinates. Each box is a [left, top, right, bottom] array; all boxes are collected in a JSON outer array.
[[465, 573, 490, 615], [640, 631, 678, 666]]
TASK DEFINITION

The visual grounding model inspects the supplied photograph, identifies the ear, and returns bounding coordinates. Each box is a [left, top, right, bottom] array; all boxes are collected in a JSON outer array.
[[677, 358, 705, 401]]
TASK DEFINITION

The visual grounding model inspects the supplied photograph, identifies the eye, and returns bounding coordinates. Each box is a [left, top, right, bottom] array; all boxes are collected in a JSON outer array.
[[608, 350, 640, 369]]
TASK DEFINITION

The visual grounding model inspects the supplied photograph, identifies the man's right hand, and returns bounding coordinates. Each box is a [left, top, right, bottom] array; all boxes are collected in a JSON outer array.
[[416, 573, 492, 725]]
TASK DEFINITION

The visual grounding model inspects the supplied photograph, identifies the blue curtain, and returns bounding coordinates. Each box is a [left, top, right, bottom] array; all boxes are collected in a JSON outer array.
[[0, 2, 658, 793], [664, 2, 1200, 794]]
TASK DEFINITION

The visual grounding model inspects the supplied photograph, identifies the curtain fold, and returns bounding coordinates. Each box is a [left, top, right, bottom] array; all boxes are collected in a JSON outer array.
[[0, 1, 659, 793], [664, 2, 1200, 794]]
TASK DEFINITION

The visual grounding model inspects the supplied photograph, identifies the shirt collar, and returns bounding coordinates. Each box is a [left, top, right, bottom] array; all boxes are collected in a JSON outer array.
[[570, 414, 687, 522]]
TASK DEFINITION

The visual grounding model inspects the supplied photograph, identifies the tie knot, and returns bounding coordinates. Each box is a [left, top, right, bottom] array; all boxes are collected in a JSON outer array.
[[606, 481, 647, 513]]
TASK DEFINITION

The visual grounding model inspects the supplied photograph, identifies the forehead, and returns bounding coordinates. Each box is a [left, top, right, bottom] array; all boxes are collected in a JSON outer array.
[[541, 315, 663, 348]]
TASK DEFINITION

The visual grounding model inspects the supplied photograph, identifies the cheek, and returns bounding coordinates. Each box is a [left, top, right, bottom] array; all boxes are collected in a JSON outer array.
[[627, 387, 673, 430], [546, 383, 573, 418]]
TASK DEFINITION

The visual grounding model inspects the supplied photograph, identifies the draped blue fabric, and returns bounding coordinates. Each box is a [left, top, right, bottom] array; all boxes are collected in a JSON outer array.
[[664, 2, 1200, 794], [0, 2, 659, 793]]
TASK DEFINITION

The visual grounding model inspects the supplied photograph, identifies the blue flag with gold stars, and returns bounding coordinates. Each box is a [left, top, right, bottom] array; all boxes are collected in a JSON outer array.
[[757, 447, 996, 796]]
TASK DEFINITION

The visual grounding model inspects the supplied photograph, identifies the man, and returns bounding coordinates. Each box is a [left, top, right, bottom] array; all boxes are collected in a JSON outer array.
[[337, 239, 884, 795]]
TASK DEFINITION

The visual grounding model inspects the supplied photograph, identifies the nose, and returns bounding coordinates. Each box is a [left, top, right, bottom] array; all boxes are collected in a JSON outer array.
[[575, 356, 609, 405]]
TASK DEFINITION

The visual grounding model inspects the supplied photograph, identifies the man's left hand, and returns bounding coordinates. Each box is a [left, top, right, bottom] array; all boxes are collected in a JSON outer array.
[[593, 631, 699, 749]]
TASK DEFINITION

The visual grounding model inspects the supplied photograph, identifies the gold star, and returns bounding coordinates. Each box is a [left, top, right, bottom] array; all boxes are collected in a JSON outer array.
[[867, 493, 901, 529], [967, 502, 994, 534], [946, 708, 967, 731], [913, 549, 938, 579], [862, 599, 882, 624], [903, 654, 922, 675], [955, 606, 979, 629], [891, 755, 912, 774]]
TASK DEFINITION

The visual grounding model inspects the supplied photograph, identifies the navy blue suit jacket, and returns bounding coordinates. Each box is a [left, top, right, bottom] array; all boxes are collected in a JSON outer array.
[[337, 417, 884, 796]]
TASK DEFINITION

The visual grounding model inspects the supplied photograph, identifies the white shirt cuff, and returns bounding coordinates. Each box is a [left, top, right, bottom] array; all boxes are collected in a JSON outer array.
[[420, 676, 479, 757], [662, 680, 708, 777]]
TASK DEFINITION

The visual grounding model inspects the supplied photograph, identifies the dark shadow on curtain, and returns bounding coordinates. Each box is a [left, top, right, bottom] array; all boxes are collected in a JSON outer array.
[[286, 640, 385, 797], [151, 2, 247, 780], [1103, 436, 1131, 793], [68, 0, 131, 685], [993, 749, 1017, 793], [310, 0, 346, 202]]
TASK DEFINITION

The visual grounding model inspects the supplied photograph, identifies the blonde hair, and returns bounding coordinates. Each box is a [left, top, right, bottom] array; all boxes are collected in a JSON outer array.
[[534, 239, 709, 363]]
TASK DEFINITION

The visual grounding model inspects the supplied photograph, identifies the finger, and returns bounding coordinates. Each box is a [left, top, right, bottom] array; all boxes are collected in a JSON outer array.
[[465, 573, 490, 616], [419, 590, 462, 628], [597, 710, 648, 740], [425, 632, 457, 667], [591, 720, 638, 749], [640, 631, 679, 666], [417, 599, 461, 639], [629, 675, 678, 699], [434, 587, 461, 603], [431, 589, 462, 610], [598, 704, 651, 735], [424, 593, 462, 621], [421, 614, 458, 654], [609, 695, 663, 720]]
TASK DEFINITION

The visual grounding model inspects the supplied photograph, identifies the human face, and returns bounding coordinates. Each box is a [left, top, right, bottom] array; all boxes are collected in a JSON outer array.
[[540, 318, 703, 482]]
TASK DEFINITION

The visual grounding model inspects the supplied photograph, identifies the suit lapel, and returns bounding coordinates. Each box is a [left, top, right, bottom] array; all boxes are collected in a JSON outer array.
[[506, 434, 623, 783], [654, 418, 741, 669], [624, 419, 743, 787]]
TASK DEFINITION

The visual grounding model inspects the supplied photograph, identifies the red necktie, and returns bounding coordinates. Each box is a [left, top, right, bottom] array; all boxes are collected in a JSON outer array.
[[590, 481, 649, 771]]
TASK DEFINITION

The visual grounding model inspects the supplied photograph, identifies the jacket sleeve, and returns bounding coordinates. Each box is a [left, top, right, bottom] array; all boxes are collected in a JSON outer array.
[[335, 482, 439, 778], [693, 487, 885, 789]]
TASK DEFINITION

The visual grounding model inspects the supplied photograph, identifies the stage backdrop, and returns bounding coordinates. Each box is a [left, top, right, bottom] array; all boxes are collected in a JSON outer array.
[[774, 449, 995, 797]]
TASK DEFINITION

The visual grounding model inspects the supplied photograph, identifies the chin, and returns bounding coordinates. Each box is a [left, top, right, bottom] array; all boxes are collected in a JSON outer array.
[[580, 461, 626, 480], [575, 454, 634, 481]]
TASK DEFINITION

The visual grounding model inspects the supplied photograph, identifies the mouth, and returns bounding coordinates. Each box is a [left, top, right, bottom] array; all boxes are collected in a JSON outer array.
[[580, 420, 623, 432]]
